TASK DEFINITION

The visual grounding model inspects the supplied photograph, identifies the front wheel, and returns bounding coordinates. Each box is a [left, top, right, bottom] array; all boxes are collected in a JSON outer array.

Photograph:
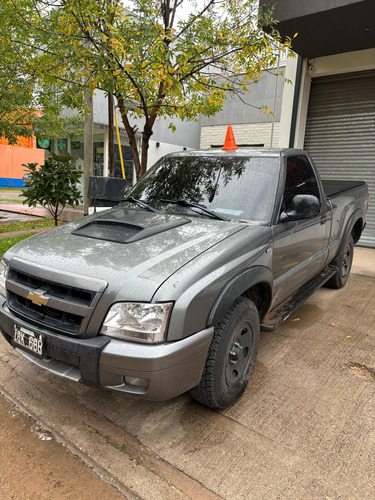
[[189, 297, 260, 410], [326, 235, 354, 289]]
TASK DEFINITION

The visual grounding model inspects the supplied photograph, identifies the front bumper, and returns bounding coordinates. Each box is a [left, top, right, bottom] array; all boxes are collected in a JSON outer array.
[[0, 298, 213, 401]]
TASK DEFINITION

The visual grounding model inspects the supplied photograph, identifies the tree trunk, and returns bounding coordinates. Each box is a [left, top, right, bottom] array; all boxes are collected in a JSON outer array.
[[53, 205, 59, 226], [140, 126, 152, 178], [117, 97, 161, 181], [116, 97, 142, 180], [108, 93, 114, 177]]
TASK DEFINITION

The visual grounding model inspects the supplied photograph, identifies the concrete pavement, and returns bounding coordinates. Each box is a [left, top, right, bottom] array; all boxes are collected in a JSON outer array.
[[0, 189, 84, 222], [351, 246, 375, 278], [0, 269, 374, 499]]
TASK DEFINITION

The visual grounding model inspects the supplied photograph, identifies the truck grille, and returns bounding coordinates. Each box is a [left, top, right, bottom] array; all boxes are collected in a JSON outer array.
[[6, 269, 97, 335]]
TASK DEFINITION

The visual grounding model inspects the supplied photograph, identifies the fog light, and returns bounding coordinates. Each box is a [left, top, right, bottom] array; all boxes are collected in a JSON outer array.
[[124, 376, 149, 388]]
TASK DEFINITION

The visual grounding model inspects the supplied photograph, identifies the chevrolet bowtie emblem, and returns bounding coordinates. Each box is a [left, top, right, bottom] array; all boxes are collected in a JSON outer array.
[[27, 290, 49, 306]]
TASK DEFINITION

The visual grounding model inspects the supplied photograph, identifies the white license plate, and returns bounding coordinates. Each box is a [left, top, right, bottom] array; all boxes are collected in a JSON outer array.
[[13, 325, 44, 357]]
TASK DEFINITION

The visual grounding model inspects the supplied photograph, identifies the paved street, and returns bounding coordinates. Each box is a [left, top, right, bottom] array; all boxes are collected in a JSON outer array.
[[0, 260, 374, 499]]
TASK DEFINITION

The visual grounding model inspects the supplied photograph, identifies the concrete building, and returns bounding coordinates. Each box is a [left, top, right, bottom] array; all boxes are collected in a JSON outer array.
[[199, 53, 287, 149], [0, 136, 44, 188], [261, 0, 375, 247]]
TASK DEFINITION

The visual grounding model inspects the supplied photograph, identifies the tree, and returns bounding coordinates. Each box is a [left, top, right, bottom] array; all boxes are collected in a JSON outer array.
[[22, 153, 83, 226], [0, 0, 83, 144], [2, 1, 292, 179]]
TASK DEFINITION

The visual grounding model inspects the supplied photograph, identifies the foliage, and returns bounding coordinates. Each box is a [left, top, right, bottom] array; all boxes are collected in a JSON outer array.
[[1, 1, 293, 179], [21, 153, 83, 226], [0, 0, 83, 144], [0, 218, 60, 234], [0, 233, 37, 258]]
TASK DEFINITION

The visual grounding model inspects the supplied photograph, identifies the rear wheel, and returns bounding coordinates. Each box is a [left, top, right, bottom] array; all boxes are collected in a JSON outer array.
[[189, 297, 260, 410], [326, 235, 354, 289]]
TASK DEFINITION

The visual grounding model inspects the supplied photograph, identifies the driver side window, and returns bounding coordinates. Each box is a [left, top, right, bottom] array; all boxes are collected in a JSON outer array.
[[283, 155, 321, 211]]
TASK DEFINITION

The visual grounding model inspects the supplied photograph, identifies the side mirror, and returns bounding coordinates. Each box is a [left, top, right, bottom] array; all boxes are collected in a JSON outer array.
[[280, 194, 320, 222]]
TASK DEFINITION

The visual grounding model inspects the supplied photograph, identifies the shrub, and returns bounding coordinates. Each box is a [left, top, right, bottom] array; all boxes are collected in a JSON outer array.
[[21, 153, 82, 226]]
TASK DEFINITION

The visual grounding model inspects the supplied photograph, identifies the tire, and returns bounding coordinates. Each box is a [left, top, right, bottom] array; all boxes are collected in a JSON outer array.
[[326, 235, 354, 289], [189, 297, 260, 410]]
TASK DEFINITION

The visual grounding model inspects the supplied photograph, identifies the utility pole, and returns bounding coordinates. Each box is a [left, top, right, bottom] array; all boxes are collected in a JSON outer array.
[[83, 91, 94, 215], [108, 93, 114, 177], [270, 44, 280, 148]]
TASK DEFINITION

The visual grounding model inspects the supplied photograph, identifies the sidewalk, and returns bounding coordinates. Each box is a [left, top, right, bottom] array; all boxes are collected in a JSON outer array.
[[0, 202, 84, 222], [351, 245, 375, 277]]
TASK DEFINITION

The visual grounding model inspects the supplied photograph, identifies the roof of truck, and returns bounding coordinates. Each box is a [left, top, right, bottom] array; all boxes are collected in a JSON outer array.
[[165, 148, 306, 158]]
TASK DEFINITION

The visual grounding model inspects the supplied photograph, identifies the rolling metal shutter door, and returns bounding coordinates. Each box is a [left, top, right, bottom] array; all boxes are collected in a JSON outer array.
[[304, 69, 375, 247]]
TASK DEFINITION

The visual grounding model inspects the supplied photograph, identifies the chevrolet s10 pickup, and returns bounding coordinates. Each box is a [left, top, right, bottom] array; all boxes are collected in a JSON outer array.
[[0, 147, 369, 409]]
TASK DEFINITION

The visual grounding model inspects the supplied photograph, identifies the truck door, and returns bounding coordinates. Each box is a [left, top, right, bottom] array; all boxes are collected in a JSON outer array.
[[272, 155, 329, 306]]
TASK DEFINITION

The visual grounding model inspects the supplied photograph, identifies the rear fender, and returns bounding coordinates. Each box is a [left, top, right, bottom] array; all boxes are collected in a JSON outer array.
[[208, 266, 273, 326], [335, 208, 364, 259]]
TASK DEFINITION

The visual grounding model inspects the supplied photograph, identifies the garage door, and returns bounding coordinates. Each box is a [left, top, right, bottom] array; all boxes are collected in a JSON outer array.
[[304, 69, 375, 247]]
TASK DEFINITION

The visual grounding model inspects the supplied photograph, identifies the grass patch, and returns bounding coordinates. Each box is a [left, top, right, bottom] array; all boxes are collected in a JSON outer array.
[[0, 187, 23, 191], [0, 233, 37, 258], [0, 198, 25, 204], [0, 218, 59, 234]]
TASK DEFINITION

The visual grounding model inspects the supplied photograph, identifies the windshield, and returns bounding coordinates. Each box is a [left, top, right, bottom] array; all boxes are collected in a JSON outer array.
[[124, 155, 279, 223]]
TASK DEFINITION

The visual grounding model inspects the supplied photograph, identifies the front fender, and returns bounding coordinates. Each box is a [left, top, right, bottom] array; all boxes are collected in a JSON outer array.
[[207, 266, 274, 326]]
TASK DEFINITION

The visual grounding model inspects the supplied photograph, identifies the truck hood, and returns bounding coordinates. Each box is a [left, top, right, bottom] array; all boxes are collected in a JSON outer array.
[[6, 206, 247, 301]]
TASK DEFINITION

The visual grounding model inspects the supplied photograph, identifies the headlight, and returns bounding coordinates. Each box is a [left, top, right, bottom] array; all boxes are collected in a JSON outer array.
[[100, 302, 173, 343], [0, 260, 8, 298]]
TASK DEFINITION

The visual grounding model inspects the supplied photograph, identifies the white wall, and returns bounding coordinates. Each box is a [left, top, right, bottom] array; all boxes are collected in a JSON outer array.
[[147, 140, 193, 169], [200, 122, 280, 149]]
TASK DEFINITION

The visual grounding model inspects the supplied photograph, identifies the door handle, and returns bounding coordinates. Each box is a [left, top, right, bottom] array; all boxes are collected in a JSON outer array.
[[320, 217, 326, 225]]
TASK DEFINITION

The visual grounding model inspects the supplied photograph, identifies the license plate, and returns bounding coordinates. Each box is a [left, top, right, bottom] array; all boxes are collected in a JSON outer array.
[[13, 325, 44, 357]]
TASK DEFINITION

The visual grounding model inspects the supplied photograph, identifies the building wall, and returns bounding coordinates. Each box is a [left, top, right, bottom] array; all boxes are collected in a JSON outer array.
[[200, 122, 280, 149], [261, 0, 375, 59], [0, 138, 44, 188], [200, 68, 285, 128], [264, 0, 363, 21], [147, 139, 192, 168], [282, 48, 375, 148], [92, 90, 200, 150], [278, 48, 375, 247]]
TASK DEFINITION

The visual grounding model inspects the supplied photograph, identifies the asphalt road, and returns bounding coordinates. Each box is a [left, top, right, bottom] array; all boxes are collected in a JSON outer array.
[[0, 269, 374, 499]]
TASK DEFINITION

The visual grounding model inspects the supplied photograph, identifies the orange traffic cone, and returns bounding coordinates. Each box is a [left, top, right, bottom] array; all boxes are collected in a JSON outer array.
[[222, 125, 238, 151]]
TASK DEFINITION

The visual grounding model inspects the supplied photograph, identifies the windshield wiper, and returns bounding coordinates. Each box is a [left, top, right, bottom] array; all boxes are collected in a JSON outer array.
[[124, 197, 159, 213], [159, 199, 229, 221]]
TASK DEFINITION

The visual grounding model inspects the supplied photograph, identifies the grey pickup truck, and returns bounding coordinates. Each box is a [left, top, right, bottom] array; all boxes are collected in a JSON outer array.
[[0, 148, 368, 409]]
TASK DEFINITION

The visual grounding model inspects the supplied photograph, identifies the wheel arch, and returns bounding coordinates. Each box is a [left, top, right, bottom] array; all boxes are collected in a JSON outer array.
[[207, 266, 273, 327], [335, 209, 364, 259], [352, 217, 363, 244]]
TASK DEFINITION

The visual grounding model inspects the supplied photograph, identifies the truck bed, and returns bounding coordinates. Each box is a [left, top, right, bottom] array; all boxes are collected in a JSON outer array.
[[321, 179, 367, 198]]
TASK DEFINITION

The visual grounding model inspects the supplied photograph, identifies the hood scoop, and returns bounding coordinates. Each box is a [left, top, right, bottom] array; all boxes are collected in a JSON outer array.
[[72, 214, 190, 244]]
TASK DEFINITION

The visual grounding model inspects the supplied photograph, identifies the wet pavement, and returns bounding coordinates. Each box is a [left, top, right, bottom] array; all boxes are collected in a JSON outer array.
[[0, 189, 84, 223], [1, 270, 374, 499], [0, 397, 125, 499]]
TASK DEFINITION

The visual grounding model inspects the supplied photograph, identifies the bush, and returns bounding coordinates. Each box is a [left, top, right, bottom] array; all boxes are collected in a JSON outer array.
[[21, 153, 83, 226]]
